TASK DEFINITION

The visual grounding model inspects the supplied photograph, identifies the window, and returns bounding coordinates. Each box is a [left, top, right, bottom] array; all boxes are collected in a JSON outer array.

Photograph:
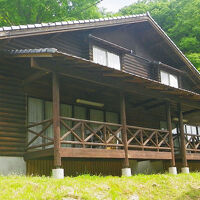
[[93, 46, 121, 70], [184, 125, 197, 135], [160, 70, 178, 88], [28, 97, 73, 148], [160, 121, 177, 134]]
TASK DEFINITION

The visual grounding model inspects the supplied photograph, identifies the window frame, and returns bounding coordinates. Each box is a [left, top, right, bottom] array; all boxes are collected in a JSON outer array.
[[160, 70, 179, 88], [92, 45, 121, 70]]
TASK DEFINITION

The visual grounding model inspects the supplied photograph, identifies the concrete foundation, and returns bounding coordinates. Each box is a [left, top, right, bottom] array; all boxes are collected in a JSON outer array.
[[52, 168, 64, 179], [181, 167, 190, 174], [0, 156, 26, 176], [121, 168, 132, 177], [168, 167, 177, 175]]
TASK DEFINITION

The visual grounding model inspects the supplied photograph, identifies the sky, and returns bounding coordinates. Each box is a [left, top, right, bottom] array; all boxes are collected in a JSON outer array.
[[98, 0, 137, 13]]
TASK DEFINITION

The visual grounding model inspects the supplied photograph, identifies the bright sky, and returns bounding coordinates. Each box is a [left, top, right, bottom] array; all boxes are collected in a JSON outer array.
[[98, 0, 137, 12]]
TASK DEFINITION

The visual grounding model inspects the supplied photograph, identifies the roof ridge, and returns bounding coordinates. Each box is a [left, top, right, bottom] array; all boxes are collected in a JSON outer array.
[[0, 13, 147, 32]]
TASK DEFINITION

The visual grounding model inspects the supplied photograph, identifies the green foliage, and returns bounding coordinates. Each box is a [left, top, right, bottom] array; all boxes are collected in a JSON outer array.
[[0, 0, 102, 26], [187, 53, 200, 71], [118, 0, 200, 70]]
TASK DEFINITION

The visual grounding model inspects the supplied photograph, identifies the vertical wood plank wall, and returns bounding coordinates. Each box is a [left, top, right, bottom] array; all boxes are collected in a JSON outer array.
[[26, 159, 123, 176]]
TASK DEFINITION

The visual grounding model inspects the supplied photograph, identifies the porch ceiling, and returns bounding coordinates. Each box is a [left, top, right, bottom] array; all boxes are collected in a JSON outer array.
[[9, 49, 200, 109]]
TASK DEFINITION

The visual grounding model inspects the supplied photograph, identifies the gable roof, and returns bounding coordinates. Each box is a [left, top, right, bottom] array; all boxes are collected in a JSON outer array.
[[0, 14, 148, 38], [0, 12, 199, 82]]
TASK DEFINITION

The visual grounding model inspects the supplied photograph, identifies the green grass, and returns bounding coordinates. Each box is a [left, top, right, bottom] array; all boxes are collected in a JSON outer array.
[[0, 173, 200, 200]]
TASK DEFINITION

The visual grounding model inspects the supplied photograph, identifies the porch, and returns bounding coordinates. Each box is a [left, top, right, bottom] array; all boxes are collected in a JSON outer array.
[[6, 50, 200, 176], [24, 116, 172, 161]]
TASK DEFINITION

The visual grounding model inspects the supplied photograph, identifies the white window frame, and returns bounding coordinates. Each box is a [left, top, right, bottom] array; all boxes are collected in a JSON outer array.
[[92, 45, 121, 70], [160, 70, 179, 88], [184, 125, 198, 135]]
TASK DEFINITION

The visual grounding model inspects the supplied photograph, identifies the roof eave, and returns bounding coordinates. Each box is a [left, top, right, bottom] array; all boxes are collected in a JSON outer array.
[[0, 15, 149, 40], [146, 12, 200, 81], [9, 50, 200, 103]]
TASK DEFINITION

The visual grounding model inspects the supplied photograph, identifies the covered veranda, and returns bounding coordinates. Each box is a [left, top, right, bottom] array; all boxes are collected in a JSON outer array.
[[7, 49, 200, 177]]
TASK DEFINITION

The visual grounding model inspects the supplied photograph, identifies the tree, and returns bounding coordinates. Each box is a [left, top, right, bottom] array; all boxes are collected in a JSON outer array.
[[118, 0, 200, 71], [0, 0, 102, 26]]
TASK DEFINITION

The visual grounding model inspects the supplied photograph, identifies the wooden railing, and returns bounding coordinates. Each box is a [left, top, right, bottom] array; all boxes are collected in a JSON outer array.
[[126, 125, 171, 151], [27, 117, 171, 152], [185, 134, 200, 153], [60, 117, 123, 149], [27, 119, 54, 150]]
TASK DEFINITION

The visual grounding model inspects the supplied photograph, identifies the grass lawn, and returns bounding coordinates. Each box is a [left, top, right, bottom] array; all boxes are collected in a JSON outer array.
[[0, 173, 200, 200]]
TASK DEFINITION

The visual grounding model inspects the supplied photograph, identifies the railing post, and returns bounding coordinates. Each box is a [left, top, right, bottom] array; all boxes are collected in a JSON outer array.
[[52, 72, 64, 179], [120, 92, 131, 176], [178, 103, 189, 173], [166, 102, 177, 174]]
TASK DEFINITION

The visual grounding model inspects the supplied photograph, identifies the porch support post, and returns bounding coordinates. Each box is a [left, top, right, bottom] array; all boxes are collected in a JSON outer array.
[[52, 72, 64, 179], [120, 92, 131, 177], [178, 103, 189, 173], [166, 102, 177, 174]]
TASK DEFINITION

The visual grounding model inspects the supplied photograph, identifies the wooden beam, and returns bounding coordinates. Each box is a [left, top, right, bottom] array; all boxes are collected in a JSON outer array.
[[186, 153, 200, 160], [31, 57, 52, 72], [89, 34, 133, 54], [120, 92, 129, 168], [183, 109, 200, 116], [32, 58, 200, 110], [60, 148, 172, 159], [178, 103, 188, 167], [166, 103, 175, 166], [145, 102, 165, 110], [23, 71, 49, 85], [130, 98, 156, 108], [52, 72, 61, 168], [24, 148, 54, 160]]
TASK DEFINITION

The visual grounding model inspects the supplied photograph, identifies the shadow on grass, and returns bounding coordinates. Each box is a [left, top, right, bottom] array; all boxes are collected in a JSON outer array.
[[176, 187, 200, 200]]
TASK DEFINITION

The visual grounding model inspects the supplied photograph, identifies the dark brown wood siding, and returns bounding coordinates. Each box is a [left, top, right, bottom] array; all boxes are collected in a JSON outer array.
[[0, 66, 26, 156], [122, 54, 151, 78], [27, 159, 123, 176], [3, 31, 89, 59]]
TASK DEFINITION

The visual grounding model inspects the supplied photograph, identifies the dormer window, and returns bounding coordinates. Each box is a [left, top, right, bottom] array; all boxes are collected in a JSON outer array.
[[92, 46, 121, 70], [160, 70, 178, 88]]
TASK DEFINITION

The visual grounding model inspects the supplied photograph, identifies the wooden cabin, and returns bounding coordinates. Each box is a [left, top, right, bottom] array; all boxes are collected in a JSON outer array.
[[0, 13, 200, 177]]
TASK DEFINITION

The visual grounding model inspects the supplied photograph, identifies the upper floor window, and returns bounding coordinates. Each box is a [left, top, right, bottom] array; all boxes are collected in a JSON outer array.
[[160, 70, 178, 88], [92, 46, 121, 70]]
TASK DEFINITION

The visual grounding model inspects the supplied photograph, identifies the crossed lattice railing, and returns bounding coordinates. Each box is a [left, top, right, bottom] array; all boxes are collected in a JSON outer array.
[[126, 125, 171, 151], [27, 117, 171, 152], [185, 134, 200, 153], [60, 117, 123, 149], [27, 119, 54, 150]]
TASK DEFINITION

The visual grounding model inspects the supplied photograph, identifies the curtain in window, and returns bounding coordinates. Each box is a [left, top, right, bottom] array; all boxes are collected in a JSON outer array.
[[90, 109, 104, 122], [107, 52, 121, 70], [93, 46, 107, 66], [28, 98, 43, 148], [169, 74, 178, 88], [44, 101, 53, 148], [74, 106, 87, 147], [106, 111, 120, 145], [160, 71, 169, 85], [74, 106, 87, 120], [160, 70, 178, 88], [61, 104, 72, 147]]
